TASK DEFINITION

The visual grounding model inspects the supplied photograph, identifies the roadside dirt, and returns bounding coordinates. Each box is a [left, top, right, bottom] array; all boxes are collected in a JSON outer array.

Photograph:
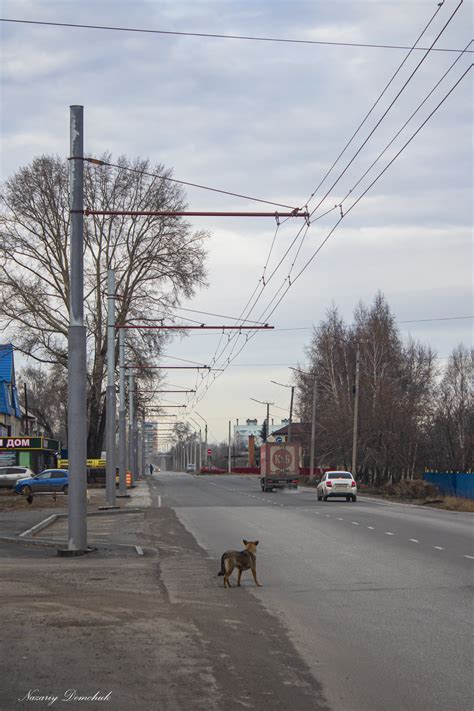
[[1, 480, 329, 711]]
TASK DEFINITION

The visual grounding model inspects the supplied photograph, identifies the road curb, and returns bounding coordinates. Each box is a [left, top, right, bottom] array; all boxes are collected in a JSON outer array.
[[0, 535, 157, 555], [18, 507, 144, 538]]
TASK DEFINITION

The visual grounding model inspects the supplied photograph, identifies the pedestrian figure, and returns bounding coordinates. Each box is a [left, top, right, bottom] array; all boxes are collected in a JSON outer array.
[[149, 463, 154, 475]]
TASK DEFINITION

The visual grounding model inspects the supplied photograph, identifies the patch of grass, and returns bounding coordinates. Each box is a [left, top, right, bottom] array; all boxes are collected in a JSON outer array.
[[425, 496, 474, 513]]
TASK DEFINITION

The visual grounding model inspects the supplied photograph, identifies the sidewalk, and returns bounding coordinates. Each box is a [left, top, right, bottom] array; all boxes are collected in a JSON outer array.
[[0, 476, 329, 711], [0, 480, 149, 544]]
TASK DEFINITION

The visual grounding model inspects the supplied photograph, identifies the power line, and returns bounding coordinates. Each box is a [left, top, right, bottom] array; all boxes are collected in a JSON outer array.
[[308, 0, 464, 219], [191, 4, 466, 387], [166, 305, 268, 324], [1, 17, 470, 53], [259, 64, 473, 326], [305, 2, 445, 210], [190, 66, 472, 402], [337, 39, 473, 210], [83, 157, 298, 210]]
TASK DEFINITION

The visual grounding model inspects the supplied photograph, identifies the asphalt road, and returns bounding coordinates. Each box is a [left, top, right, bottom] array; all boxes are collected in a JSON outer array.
[[156, 472, 474, 711]]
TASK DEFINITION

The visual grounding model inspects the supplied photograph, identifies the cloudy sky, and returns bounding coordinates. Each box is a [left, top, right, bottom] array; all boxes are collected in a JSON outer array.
[[1, 0, 472, 443]]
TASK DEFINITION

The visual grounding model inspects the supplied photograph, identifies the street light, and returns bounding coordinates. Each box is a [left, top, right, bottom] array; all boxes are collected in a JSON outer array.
[[194, 411, 208, 467], [250, 398, 274, 442], [289, 367, 317, 480], [270, 381, 295, 443]]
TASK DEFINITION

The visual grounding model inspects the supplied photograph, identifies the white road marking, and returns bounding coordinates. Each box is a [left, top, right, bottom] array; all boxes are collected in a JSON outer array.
[[385, 532, 394, 536], [464, 555, 474, 560], [351, 521, 359, 525], [434, 546, 445, 550], [325, 514, 331, 517], [337, 517, 344, 521], [158, 495, 161, 508], [410, 539, 419, 543], [367, 526, 375, 530]]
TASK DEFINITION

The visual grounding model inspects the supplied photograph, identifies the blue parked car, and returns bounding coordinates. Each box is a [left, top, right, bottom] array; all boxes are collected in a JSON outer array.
[[14, 469, 69, 496]]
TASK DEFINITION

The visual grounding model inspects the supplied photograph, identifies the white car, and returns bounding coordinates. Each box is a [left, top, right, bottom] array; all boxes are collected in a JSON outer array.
[[317, 471, 357, 502], [0, 466, 36, 488], [186, 464, 197, 473]]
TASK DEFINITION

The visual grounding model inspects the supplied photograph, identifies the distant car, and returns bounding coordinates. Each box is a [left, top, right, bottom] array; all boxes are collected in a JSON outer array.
[[199, 466, 226, 474], [317, 471, 357, 502], [0, 466, 36, 489], [186, 464, 197, 473], [14, 469, 69, 496]]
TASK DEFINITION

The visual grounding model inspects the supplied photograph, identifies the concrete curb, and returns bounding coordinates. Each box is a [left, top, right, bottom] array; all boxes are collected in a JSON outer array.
[[0, 535, 157, 555], [18, 507, 144, 538]]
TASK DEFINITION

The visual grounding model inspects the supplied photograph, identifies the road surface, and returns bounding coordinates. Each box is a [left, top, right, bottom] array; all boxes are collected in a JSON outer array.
[[155, 472, 473, 711]]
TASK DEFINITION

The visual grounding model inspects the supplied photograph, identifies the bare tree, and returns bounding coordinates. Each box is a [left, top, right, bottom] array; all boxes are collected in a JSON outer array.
[[1, 154, 208, 455], [19, 364, 68, 443], [429, 345, 473, 471], [295, 294, 437, 485]]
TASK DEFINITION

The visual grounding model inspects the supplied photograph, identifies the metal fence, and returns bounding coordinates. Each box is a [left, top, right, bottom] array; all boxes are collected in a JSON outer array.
[[423, 472, 474, 499]]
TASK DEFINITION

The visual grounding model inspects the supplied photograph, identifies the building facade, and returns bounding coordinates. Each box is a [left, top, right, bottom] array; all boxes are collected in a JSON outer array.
[[234, 418, 290, 453], [0, 344, 22, 438]]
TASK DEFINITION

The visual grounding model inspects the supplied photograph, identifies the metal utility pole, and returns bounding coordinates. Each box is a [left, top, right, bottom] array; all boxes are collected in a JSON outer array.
[[195, 412, 208, 468], [118, 329, 128, 496], [228, 420, 232, 473], [250, 398, 274, 442], [290, 367, 317, 480], [133, 396, 139, 481], [271, 381, 295, 442], [189, 417, 202, 470], [105, 269, 116, 507], [351, 342, 361, 479], [309, 377, 317, 480], [128, 370, 134, 479], [68, 105, 87, 552], [141, 410, 146, 477]]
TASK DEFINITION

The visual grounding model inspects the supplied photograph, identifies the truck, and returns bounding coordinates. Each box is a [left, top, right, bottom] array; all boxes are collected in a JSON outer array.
[[259, 442, 301, 492]]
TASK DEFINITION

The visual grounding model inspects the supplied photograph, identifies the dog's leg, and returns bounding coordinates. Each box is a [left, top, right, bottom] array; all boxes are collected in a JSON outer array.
[[237, 568, 242, 587], [224, 562, 234, 588], [251, 567, 262, 587]]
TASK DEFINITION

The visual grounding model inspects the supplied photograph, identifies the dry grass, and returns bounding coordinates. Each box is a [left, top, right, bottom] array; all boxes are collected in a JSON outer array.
[[425, 496, 474, 513]]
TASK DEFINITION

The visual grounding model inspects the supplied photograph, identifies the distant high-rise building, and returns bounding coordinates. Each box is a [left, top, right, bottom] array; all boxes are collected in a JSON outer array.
[[233, 418, 289, 452], [143, 421, 158, 458]]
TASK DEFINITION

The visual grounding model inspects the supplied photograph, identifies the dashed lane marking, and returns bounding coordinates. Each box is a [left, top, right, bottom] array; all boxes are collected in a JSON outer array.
[[385, 532, 394, 536], [337, 517, 344, 521], [464, 555, 474, 560], [367, 526, 375, 530], [410, 539, 419, 543], [351, 521, 360, 525], [434, 546, 445, 550]]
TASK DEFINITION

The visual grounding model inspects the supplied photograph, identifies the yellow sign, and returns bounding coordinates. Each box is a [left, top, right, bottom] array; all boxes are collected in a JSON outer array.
[[58, 459, 107, 468]]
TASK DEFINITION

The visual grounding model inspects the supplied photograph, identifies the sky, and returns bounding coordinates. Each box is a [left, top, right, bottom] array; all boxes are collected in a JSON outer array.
[[1, 0, 472, 444]]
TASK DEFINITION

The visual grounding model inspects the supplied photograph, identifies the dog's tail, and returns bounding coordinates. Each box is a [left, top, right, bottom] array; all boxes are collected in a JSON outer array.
[[217, 552, 227, 576]]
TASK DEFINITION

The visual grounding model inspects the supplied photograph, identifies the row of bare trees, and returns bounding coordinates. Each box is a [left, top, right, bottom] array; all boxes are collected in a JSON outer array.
[[1, 154, 208, 455], [294, 294, 473, 485]]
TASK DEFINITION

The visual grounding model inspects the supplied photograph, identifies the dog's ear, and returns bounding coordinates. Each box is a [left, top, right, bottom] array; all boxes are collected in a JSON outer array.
[[243, 539, 248, 546], [254, 540, 259, 546]]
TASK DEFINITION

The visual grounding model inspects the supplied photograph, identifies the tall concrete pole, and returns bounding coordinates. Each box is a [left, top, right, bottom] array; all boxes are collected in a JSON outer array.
[[351, 342, 361, 479], [128, 370, 134, 478], [266, 403, 270, 441], [288, 386, 295, 443], [68, 105, 87, 552], [105, 269, 116, 506], [133, 384, 139, 481], [228, 420, 232, 473], [309, 376, 317, 480], [118, 329, 127, 495], [141, 410, 146, 477]]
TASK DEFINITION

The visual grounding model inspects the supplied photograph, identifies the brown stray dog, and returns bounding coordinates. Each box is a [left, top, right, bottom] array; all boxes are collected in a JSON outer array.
[[217, 540, 262, 588]]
